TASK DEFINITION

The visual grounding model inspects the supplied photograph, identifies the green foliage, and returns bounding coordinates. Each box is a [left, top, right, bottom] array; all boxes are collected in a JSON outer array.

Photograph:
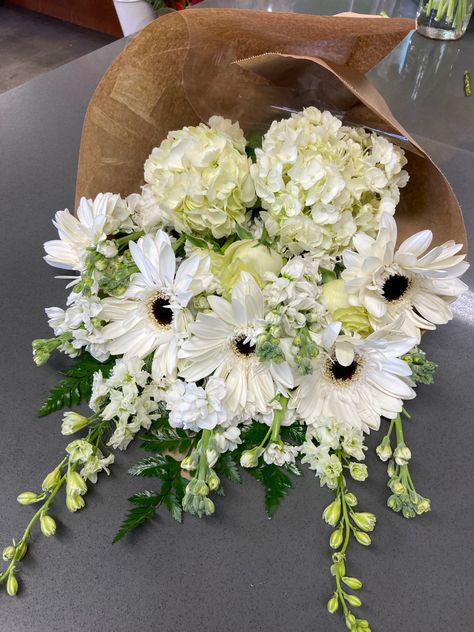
[[115, 454, 186, 542], [215, 452, 241, 484], [139, 418, 191, 454], [128, 455, 170, 478], [281, 423, 306, 444], [36, 353, 113, 417], [240, 421, 269, 446], [113, 502, 158, 544], [248, 463, 293, 518]]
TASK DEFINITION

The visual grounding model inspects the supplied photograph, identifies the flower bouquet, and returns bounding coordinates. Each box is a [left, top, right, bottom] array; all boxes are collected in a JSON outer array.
[[1, 10, 468, 632]]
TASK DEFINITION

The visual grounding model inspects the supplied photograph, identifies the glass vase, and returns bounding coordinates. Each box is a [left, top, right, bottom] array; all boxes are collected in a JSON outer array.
[[417, 0, 473, 39]]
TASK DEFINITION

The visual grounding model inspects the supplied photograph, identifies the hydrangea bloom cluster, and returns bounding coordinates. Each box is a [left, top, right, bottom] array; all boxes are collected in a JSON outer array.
[[4, 109, 467, 632], [251, 107, 408, 262]]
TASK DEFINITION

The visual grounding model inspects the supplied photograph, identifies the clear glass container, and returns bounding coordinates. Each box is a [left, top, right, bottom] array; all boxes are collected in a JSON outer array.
[[417, 0, 473, 40]]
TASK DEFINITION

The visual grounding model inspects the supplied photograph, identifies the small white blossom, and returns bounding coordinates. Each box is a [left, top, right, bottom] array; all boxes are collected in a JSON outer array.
[[165, 377, 228, 432]]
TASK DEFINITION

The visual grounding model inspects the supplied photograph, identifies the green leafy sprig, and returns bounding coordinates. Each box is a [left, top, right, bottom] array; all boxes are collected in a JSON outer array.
[[36, 353, 114, 417]]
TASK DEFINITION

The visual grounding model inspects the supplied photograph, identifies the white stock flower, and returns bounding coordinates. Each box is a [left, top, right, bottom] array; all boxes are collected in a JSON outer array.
[[251, 107, 408, 259], [101, 230, 212, 380], [214, 426, 242, 453], [179, 273, 294, 417], [143, 116, 255, 238], [300, 442, 342, 489], [342, 213, 469, 342], [292, 323, 416, 432], [263, 442, 299, 466], [164, 377, 228, 431], [80, 450, 115, 484], [43, 193, 134, 271]]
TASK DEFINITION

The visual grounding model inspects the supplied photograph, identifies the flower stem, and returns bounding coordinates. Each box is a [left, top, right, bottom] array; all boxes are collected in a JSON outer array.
[[0, 470, 66, 585]]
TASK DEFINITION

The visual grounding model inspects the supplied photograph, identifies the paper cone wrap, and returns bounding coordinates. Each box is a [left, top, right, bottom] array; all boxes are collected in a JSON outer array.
[[75, 8, 467, 249]]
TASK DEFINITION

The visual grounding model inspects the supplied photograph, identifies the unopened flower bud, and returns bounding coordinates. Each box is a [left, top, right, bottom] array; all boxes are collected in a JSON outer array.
[[42, 466, 62, 491], [345, 594, 362, 608], [393, 443, 411, 466], [180, 452, 198, 471], [349, 462, 368, 482], [66, 493, 85, 513], [376, 436, 392, 462], [17, 491, 44, 505], [342, 576, 362, 590], [415, 496, 431, 515], [344, 492, 357, 507], [206, 448, 218, 468], [61, 411, 90, 435], [327, 593, 339, 614], [323, 498, 341, 526], [40, 514, 57, 537], [193, 479, 209, 497], [207, 469, 220, 491], [345, 613, 357, 629], [387, 459, 396, 478], [15, 541, 27, 561], [353, 530, 372, 546], [329, 527, 343, 549], [203, 497, 215, 515], [402, 504, 416, 519], [6, 572, 18, 596], [352, 512, 376, 532], [240, 447, 262, 468], [387, 494, 402, 512], [66, 471, 87, 497], [389, 478, 406, 496], [2, 546, 15, 562]]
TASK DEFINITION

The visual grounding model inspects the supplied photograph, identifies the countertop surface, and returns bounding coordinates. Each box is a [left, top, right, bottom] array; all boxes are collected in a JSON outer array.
[[0, 1, 473, 631]]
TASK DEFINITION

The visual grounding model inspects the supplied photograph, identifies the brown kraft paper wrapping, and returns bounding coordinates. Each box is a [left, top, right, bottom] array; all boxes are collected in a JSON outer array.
[[75, 8, 467, 250]]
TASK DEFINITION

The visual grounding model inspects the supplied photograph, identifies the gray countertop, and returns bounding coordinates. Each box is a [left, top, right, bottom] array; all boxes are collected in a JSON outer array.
[[0, 2, 473, 631]]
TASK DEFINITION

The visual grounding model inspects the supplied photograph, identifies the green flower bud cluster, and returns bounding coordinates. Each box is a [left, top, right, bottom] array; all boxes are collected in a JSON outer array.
[[98, 252, 138, 297], [402, 347, 437, 385], [181, 431, 221, 517], [387, 457, 431, 519], [256, 328, 285, 364], [32, 333, 71, 366], [182, 478, 215, 518], [293, 327, 318, 375]]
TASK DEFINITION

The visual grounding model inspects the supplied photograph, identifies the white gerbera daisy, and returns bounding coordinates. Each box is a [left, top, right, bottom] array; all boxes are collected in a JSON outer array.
[[292, 323, 416, 432], [101, 230, 211, 380], [342, 213, 469, 341], [43, 193, 133, 271], [178, 273, 294, 417]]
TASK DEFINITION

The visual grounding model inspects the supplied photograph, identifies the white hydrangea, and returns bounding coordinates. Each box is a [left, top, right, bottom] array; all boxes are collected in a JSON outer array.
[[143, 116, 256, 238], [164, 377, 228, 432], [251, 107, 408, 260]]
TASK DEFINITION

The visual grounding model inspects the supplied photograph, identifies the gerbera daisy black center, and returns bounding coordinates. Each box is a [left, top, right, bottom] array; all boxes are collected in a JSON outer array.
[[329, 359, 359, 381], [233, 336, 256, 357], [149, 293, 173, 327], [382, 274, 410, 302]]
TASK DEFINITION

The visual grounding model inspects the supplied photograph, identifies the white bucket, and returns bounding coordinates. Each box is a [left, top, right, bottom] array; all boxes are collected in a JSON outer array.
[[113, 0, 156, 36]]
